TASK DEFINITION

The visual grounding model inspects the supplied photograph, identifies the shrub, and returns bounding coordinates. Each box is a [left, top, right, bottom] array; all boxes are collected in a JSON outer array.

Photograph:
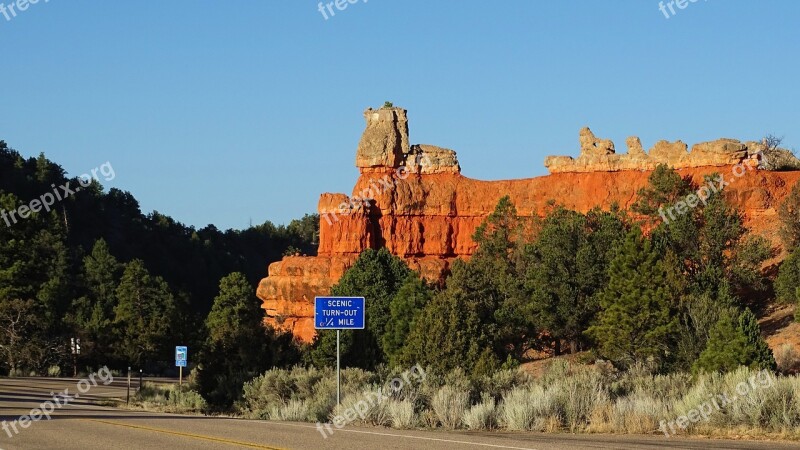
[[777, 344, 800, 375], [462, 395, 497, 430], [499, 385, 558, 431], [549, 368, 606, 431], [332, 386, 391, 426], [133, 382, 207, 413], [431, 386, 469, 429], [387, 399, 417, 429], [270, 399, 309, 421], [167, 389, 208, 413]]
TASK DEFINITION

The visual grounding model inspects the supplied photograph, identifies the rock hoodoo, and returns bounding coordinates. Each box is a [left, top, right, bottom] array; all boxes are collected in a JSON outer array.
[[258, 107, 800, 342], [544, 128, 778, 173]]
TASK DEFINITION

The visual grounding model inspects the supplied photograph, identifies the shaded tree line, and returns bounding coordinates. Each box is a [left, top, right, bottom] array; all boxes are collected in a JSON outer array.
[[0, 141, 315, 375]]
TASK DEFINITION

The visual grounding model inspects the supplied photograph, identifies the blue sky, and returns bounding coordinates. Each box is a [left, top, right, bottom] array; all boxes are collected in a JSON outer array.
[[1, 0, 798, 230]]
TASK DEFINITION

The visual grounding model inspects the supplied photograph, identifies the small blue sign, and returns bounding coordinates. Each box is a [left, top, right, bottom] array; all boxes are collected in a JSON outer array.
[[315, 297, 365, 330], [175, 346, 188, 367]]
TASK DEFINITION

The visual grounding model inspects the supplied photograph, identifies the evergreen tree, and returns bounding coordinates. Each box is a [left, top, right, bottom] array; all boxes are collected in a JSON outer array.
[[737, 308, 777, 371], [113, 260, 177, 367], [196, 272, 295, 408], [586, 229, 678, 368], [775, 249, 800, 304], [382, 274, 432, 367], [524, 206, 626, 354], [399, 273, 498, 377], [467, 196, 531, 359], [634, 166, 769, 300], [693, 308, 776, 373], [778, 181, 800, 252], [670, 284, 736, 372], [205, 273, 263, 348], [71, 239, 122, 362]]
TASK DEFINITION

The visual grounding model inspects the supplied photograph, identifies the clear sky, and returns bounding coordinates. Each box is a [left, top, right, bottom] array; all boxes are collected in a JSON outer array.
[[2, 0, 798, 230]]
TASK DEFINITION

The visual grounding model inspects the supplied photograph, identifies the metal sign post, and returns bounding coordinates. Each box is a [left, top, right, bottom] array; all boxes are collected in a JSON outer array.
[[336, 330, 340, 405], [314, 297, 365, 406]]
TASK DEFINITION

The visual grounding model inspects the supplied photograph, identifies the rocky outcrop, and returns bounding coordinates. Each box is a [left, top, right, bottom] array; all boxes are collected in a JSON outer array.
[[356, 107, 409, 171], [544, 128, 795, 173], [258, 107, 800, 342], [407, 145, 460, 174]]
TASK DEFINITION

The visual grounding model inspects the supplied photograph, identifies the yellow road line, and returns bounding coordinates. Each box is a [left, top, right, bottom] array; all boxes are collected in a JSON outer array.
[[83, 418, 286, 449]]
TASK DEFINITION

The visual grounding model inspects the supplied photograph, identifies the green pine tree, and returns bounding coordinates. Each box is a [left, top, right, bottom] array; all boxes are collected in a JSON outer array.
[[382, 274, 432, 367], [776, 248, 800, 304], [197, 272, 289, 408], [524, 206, 627, 354], [586, 229, 678, 368], [693, 307, 776, 373], [113, 260, 177, 366], [399, 276, 498, 377], [71, 239, 122, 362], [778, 181, 800, 252], [205, 272, 263, 349]]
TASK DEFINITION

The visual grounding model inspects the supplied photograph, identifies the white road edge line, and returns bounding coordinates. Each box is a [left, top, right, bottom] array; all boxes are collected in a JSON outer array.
[[255, 421, 539, 450]]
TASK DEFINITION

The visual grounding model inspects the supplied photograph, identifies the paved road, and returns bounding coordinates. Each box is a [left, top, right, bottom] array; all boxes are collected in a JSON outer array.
[[1, 378, 798, 450]]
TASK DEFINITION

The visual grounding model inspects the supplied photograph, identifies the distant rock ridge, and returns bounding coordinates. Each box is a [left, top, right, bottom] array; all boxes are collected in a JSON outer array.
[[543, 127, 800, 173], [258, 107, 800, 342]]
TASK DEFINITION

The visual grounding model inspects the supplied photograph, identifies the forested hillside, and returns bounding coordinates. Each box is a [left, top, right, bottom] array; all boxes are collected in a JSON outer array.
[[0, 140, 317, 374]]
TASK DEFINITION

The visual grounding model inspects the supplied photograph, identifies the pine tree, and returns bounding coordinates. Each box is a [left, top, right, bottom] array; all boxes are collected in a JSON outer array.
[[693, 308, 776, 373], [778, 181, 800, 252], [113, 260, 177, 366], [586, 229, 677, 368], [737, 308, 777, 371], [399, 277, 497, 377], [524, 206, 627, 354], [71, 239, 122, 363], [382, 274, 432, 368], [205, 272, 263, 349], [197, 272, 280, 408], [775, 249, 800, 304]]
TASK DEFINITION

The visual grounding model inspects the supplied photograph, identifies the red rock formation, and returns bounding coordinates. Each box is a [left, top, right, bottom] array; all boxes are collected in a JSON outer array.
[[257, 107, 800, 342]]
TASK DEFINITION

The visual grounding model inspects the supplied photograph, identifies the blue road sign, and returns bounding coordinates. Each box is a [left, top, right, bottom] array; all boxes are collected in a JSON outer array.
[[175, 346, 188, 367], [314, 297, 365, 330]]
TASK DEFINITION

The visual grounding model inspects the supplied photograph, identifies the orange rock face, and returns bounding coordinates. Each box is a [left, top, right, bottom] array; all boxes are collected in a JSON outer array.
[[257, 107, 800, 342]]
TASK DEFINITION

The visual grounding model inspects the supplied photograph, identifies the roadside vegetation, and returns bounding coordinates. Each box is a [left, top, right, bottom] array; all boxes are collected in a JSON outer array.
[[126, 381, 207, 414], [233, 362, 800, 439]]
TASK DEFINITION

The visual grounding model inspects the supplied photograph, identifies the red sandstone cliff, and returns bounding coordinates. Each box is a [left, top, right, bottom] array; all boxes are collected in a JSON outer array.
[[257, 106, 800, 342]]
